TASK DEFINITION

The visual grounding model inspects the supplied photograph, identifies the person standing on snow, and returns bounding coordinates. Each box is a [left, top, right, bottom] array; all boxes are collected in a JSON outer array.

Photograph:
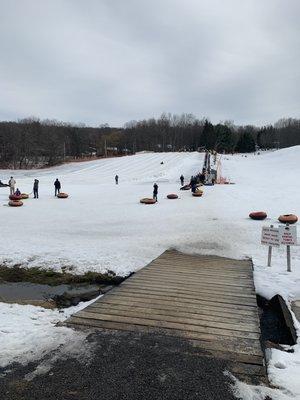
[[115, 175, 119, 185], [180, 175, 184, 186], [153, 183, 158, 202], [33, 179, 39, 199], [54, 178, 61, 196], [9, 176, 16, 195]]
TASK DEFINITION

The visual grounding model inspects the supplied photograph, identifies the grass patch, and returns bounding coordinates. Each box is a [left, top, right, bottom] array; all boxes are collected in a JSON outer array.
[[0, 265, 126, 286]]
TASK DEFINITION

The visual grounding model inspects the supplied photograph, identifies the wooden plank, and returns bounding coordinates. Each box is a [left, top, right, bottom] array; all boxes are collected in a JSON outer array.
[[148, 256, 252, 266], [105, 292, 258, 313], [228, 362, 266, 377], [147, 265, 253, 276], [148, 261, 253, 274], [129, 273, 255, 293], [142, 267, 254, 281], [119, 284, 257, 305], [139, 264, 253, 277], [187, 338, 263, 364], [136, 273, 254, 289], [155, 257, 252, 269], [160, 252, 253, 267], [67, 317, 263, 356], [135, 264, 253, 281], [73, 311, 260, 340], [160, 259, 251, 271], [83, 305, 260, 333], [115, 286, 258, 307], [133, 268, 252, 283], [90, 296, 258, 318], [87, 300, 258, 322], [121, 279, 256, 299]]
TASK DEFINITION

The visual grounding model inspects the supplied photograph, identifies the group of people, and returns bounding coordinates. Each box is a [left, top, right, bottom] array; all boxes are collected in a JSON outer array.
[[4, 171, 203, 204], [3, 176, 62, 199]]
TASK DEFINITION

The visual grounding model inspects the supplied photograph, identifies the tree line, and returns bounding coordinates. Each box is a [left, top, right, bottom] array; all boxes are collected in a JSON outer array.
[[0, 115, 299, 168]]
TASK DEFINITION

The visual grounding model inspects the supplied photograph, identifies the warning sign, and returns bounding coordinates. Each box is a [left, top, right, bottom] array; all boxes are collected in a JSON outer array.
[[261, 226, 280, 247], [279, 225, 297, 246]]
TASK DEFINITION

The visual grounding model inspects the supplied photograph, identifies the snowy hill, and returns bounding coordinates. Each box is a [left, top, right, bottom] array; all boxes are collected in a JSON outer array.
[[1, 149, 300, 299], [0, 152, 204, 275], [1, 149, 300, 398]]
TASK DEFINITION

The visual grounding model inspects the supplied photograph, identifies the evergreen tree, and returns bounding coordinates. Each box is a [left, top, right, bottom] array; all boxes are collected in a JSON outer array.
[[235, 132, 256, 153], [201, 120, 216, 150], [215, 124, 236, 153]]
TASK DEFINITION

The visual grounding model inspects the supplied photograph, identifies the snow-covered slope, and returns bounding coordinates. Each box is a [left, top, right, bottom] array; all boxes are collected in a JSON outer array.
[[0, 152, 205, 275], [1, 148, 300, 398], [1, 148, 300, 299]]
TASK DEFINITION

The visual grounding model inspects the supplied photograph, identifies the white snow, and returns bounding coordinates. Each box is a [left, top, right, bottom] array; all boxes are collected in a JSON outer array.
[[0, 297, 99, 375], [1, 149, 300, 397], [0, 152, 206, 275]]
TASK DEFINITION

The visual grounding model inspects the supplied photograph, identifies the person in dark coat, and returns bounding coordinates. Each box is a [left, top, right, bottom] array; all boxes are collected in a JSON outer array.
[[15, 188, 21, 196], [54, 179, 61, 196], [153, 183, 158, 202], [115, 175, 119, 184], [180, 175, 184, 186], [191, 182, 197, 193], [199, 172, 205, 184], [33, 179, 39, 199]]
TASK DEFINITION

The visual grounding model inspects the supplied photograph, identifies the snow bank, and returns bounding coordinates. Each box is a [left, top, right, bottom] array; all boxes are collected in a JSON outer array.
[[0, 297, 99, 374]]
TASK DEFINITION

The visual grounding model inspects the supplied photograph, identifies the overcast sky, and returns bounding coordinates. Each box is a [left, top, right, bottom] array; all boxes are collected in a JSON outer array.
[[0, 0, 299, 127]]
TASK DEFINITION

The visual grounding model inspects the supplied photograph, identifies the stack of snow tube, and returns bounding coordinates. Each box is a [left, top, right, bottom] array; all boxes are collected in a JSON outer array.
[[21, 193, 29, 199], [167, 194, 178, 199], [140, 198, 156, 204], [192, 190, 203, 197], [8, 200, 23, 207], [9, 194, 22, 201], [57, 192, 69, 199], [180, 185, 191, 191], [249, 211, 267, 220], [278, 214, 298, 224]]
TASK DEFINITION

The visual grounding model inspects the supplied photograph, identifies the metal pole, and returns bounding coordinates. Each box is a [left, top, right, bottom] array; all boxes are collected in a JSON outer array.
[[267, 246, 272, 267], [287, 245, 291, 272], [267, 224, 274, 267]]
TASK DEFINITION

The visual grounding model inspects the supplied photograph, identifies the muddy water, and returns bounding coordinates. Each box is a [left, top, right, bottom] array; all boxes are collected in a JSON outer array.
[[0, 282, 104, 307]]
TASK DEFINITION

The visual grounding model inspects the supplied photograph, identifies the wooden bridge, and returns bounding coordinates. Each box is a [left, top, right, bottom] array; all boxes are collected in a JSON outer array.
[[66, 249, 267, 384]]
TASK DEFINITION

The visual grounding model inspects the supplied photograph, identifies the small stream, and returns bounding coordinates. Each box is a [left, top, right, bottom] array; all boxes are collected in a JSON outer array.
[[0, 281, 111, 308]]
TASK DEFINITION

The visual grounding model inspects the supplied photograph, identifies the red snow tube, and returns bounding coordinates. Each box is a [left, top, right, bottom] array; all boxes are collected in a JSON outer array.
[[8, 200, 23, 207], [140, 198, 156, 204], [9, 194, 22, 201], [249, 211, 267, 220], [167, 194, 178, 199], [57, 192, 68, 199], [192, 191, 203, 197], [180, 185, 191, 191], [21, 193, 29, 199], [278, 214, 298, 224]]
